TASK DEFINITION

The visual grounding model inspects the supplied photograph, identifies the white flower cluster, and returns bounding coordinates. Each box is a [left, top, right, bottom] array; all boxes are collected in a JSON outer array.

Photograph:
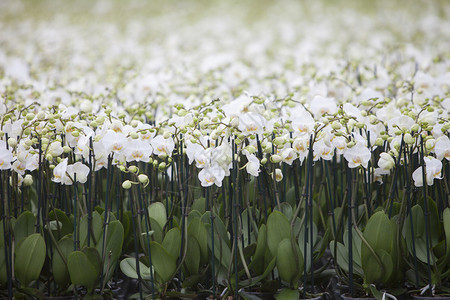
[[0, 0, 448, 188]]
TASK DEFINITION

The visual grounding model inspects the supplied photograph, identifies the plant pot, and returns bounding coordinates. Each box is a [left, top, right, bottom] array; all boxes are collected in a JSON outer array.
[[341, 293, 375, 300], [412, 295, 450, 300]]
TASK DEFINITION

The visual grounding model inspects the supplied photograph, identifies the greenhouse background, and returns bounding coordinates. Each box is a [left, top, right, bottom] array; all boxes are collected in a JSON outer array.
[[0, 0, 449, 299]]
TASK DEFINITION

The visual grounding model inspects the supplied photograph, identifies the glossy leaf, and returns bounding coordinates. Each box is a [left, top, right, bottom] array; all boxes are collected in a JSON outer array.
[[14, 233, 46, 286], [79, 211, 103, 248], [150, 241, 176, 283], [67, 247, 101, 292], [276, 238, 303, 288], [52, 235, 73, 288], [188, 217, 209, 265], [148, 202, 167, 230], [162, 227, 181, 259], [48, 208, 73, 239], [119, 257, 152, 280], [13, 211, 36, 245], [185, 236, 201, 276], [267, 211, 291, 256]]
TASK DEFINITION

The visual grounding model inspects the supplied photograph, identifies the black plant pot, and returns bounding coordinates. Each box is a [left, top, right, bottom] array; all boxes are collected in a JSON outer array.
[[341, 293, 375, 300], [412, 295, 450, 300]]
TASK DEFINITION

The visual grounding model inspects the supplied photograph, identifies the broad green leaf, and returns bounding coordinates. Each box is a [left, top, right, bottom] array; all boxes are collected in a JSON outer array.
[[205, 223, 232, 269], [361, 211, 396, 284], [202, 211, 230, 247], [48, 208, 73, 239], [120, 257, 152, 280], [442, 208, 450, 263], [14, 211, 36, 245], [149, 217, 163, 243], [276, 238, 303, 288], [79, 211, 102, 248], [148, 202, 167, 230], [67, 247, 101, 292], [150, 241, 176, 283], [363, 249, 393, 285], [362, 211, 395, 252], [52, 235, 73, 288], [184, 236, 201, 276], [267, 211, 291, 256], [96, 220, 124, 281], [419, 198, 440, 246], [241, 208, 257, 246], [330, 240, 363, 277], [162, 227, 181, 259], [343, 229, 362, 268], [188, 217, 209, 265], [276, 202, 293, 221], [238, 256, 276, 288], [14, 233, 46, 286], [249, 224, 267, 275], [191, 197, 206, 214]]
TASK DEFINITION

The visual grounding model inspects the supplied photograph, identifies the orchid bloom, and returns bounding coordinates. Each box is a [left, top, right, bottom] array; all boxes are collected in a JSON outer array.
[[412, 156, 443, 187], [0, 141, 13, 170], [343, 142, 371, 169], [378, 152, 395, 171], [198, 163, 226, 187]]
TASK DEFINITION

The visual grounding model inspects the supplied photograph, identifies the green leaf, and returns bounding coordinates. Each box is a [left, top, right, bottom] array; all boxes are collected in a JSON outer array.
[[191, 197, 206, 214], [67, 247, 101, 292], [48, 208, 73, 239], [52, 235, 73, 288], [120, 257, 152, 280], [238, 256, 276, 288], [149, 217, 163, 243], [188, 217, 209, 265], [150, 241, 176, 283], [249, 224, 267, 275], [361, 211, 396, 284], [442, 208, 450, 263], [267, 211, 291, 257], [162, 227, 181, 259], [205, 222, 232, 269], [13, 211, 36, 245], [275, 288, 299, 300], [185, 236, 201, 275], [96, 220, 124, 281], [148, 202, 167, 230], [14, 233, 46, 286], [362, 211, 395, 252], [79, 211, 103, 248], [276, 238, 303, 288]]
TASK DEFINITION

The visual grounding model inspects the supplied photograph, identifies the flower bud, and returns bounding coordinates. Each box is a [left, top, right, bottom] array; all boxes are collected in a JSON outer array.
[[270, 154, 282, 163], [374, 138, 384, 147], [138, 174, 149, 184], [261, 157, 268, 164], [245, 145, 257, 154], [158, 162, 167, 171], [425, 139, 435, 150], [331, 122, 341, 130], [128, 165, 138, 173], [122, 180, 132, 189], [404, 133, 415, 145], [23, 174, 33, 186], [7, 138, 17, 148]]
